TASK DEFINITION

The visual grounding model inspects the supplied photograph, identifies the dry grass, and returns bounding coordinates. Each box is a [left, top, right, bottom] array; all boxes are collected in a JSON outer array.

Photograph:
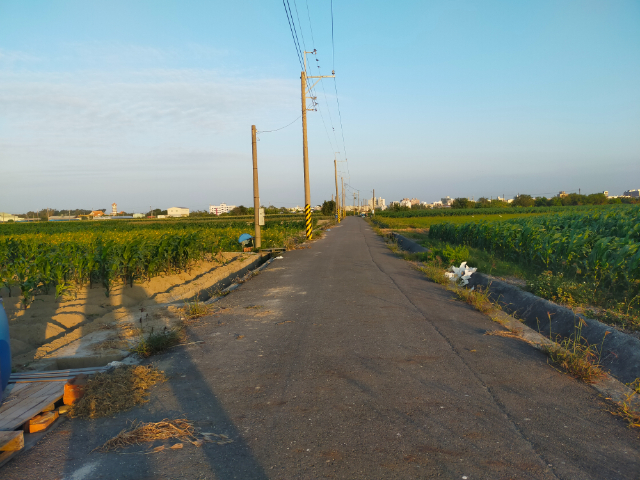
[[92, 337, 128, 352], [96, 418, 235, 452], [609, 380, 640, 430], [96, 419, 198, 452], [70, 365, 166, 419], [485, 328, 523, 339], [454, 285, 494, 314]]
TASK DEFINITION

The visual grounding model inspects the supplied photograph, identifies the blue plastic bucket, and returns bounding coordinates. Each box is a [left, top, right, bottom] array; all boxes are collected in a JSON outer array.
[[0, 299, 11, 402]]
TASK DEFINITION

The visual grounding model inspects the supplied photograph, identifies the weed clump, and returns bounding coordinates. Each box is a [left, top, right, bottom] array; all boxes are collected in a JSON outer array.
[[542, 318, 608, 384], [70, 365, 165, 419], [181, 299, 212, 320], [132, 328, 184, 358]]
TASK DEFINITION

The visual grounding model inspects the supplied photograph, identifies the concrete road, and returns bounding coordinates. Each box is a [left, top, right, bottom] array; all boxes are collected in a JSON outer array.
[[3, 217, 639, 479]]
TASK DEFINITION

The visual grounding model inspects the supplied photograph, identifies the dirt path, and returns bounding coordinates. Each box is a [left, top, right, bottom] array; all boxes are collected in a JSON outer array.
[[2, 217, 639, 479]]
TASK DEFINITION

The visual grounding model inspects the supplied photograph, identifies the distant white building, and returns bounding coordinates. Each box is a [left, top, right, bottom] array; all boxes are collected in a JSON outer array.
[[441, 196, 453, 206], [369, 197, 387, 210], [623, 189, 639, 198], [209, 203, 236, 215], [167, 207, 189, 217], [0, 212, 20, 222]]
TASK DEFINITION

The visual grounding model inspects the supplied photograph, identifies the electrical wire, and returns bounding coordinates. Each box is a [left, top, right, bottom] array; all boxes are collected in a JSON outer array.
[[257, 115, 302, 133], [330, 0, 349, 182], [282, 0, 304, 70]]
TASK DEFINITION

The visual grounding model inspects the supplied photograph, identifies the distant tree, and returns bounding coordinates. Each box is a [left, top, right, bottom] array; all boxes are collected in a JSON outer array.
[[321, 200, 336, 215], [512, 194, 535, 207], [586, 193, 608, 205], [476, 197, 491, 208], [411, 203, 427, 210], [451, 198, 470, 209], [534, 197, 549, 207], [549, 197, 562, 207], [230, 205, 248, 216]]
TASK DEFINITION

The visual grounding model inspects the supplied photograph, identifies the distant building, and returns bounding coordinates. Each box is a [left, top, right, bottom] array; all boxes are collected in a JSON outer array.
[[602, 191, 609, 197], [623, 189, 639, 198], [111, 203, 118, 216], [132, 213, 145, 218], [90, 210, 104, 217], [557, 191, 568, 198], [0, 212, 19, 222], [209, 203, 236, 215], [441, 196, 453, 206], [167, 207, 189, 217], [48, 216, 80, 222], [369, 197, 387, 210], [410, 198, 420, 206]]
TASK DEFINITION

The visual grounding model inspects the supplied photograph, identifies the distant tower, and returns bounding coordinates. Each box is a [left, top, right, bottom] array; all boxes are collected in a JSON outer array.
[[112, 203, 117, 216]]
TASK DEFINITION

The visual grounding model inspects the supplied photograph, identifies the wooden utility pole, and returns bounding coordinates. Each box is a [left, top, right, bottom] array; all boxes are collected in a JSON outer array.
[[301, 50, 335, 239], [372, 189, 375, 216], [334, 159, 340, 222], [251, 125, 261, 248]]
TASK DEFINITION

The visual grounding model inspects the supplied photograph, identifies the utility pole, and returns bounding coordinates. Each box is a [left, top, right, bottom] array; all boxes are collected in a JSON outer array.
[[341, 177, 345, 218], [357, 192, 360, 214], [251, 125, 261, 248], [372, 189, 375, 216], [334, 159, 340, 222], [301, 50, 335, 239]]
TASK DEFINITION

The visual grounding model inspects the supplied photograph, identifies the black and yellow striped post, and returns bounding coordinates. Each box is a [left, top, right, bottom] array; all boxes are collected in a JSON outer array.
[[304, 204, 313, 239]]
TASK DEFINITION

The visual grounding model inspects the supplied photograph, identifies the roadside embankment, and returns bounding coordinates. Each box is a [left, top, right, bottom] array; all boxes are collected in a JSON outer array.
[[468, 272, 640, 385], [391, 232, 640, 385]]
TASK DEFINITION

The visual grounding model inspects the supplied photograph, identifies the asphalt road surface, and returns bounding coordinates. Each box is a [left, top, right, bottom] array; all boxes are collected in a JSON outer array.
[[3, 217, 639, 480]]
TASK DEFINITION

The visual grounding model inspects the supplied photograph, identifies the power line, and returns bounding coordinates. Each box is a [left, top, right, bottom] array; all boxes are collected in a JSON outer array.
[[257, 115, 301, 134], [330, 0, 349, 180], [282, 0, 304, 70]]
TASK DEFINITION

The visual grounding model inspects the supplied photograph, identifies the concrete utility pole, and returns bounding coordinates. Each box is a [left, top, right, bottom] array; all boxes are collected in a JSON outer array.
[[334, 159, 340, 222], [357, 192, 360, 214], [372, 189, 375, 216], [251, 125, 261, 248], [342, 177, 345, 217], [301, 50, 335, 239]]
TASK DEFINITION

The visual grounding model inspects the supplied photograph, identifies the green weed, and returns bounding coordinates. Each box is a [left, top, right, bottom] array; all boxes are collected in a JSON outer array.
[[132, 328, 184, 358]]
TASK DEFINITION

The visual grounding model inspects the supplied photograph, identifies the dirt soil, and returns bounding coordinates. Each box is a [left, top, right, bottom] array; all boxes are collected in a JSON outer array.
[[1, 252, 262, 370]]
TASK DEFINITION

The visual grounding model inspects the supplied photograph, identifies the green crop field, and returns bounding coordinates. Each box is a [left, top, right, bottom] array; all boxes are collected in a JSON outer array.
[[428, 206, 640, 299], [0, 218, 311, 308], [372, 213, 545, 230]]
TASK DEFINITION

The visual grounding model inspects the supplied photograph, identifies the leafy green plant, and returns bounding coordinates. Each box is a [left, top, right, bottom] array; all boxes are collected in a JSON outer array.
[[132, 328, 184, 358]]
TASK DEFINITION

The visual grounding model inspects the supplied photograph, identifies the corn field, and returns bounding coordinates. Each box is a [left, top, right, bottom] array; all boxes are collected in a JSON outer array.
[[0, 219, 310, 307], [428, 206, 640, 294]]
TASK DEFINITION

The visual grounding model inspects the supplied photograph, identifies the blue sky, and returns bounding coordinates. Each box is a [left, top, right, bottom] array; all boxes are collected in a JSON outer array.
[[1, 0, 639, 213]]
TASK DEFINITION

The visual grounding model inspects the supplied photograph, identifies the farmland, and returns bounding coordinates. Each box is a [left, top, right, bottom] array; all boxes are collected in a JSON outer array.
[[0, 217, 311, 308], [372, 212, 545, 230]]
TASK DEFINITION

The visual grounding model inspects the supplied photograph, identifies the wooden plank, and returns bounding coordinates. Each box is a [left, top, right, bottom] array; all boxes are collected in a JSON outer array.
[[9, 378, 75, 384], [0, 431, 24, 452], [0, 382, 64, 431], [10, 366, 107, 377]]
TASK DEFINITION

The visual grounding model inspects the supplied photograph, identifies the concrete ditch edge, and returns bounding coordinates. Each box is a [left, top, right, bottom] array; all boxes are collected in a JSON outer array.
[[468, 272, 640, 385], [389, 232, 640, 410]]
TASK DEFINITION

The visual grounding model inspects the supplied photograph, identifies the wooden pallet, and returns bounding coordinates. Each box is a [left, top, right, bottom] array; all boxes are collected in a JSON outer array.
[[0, 382, 65, 432], [0, 367, 108, 468], [0, 431, 23, 452], [8, 366, 107, 384]]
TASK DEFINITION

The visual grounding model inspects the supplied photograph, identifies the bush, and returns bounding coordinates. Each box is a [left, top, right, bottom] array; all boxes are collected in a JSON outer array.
[[431, 244, 469, 266]]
